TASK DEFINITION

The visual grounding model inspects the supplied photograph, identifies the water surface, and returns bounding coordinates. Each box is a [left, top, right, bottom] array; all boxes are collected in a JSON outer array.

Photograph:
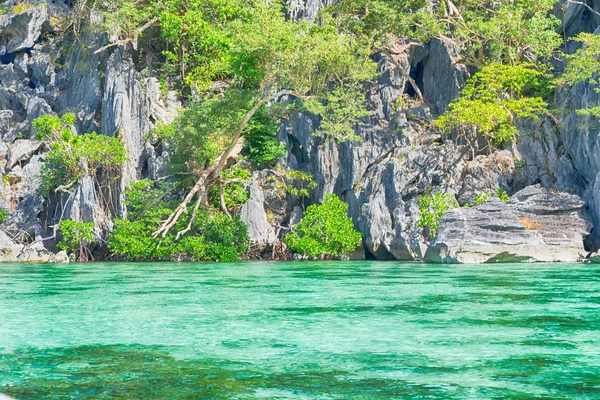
[[1, 262, 599, 398]]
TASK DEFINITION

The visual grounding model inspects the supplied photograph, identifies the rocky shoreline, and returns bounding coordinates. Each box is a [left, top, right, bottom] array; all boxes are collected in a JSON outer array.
[[1, 1, 599, 264]]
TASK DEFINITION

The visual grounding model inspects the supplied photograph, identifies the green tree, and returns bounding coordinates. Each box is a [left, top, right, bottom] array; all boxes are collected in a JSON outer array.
[[33, 114, 127, 195], [284, 194, 362, 259], [417, 192, 458, 239], [435, 63, 549, 154], [104, 1, 378, 240], [108, 180, 249, 262], [57, 220, 95, 262]]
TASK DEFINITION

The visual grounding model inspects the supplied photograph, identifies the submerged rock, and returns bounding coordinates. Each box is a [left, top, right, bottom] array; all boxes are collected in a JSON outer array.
[[425, 185, 590, 263]]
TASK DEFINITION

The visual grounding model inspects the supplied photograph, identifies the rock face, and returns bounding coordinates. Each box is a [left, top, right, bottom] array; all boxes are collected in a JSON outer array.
[[0, 5, 49, 55], [240, 177, 278, 252], [0, 5, 179, 261], [0, 229, 68, 263], [425, 186, 590, 263], [0, 0, 598, 264]]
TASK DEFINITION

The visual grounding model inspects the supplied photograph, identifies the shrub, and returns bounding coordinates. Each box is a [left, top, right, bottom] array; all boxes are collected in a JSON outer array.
[[57, 220, 95, 262], [464, 192, 492, 207], [497, 188, 510, 203], [108, 180, 249, 262], [417, 192, 458, 239], [33, 114, 127, 195], [209, 167, 251, 211], [284, 194, 362, 259], [242, 111, 286, 169], [0, 208, 8, 223]]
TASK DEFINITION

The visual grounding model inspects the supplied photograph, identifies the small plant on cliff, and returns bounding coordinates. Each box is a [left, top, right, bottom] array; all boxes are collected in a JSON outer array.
[[57, 220, 95, 262], [0, 208, 8, 223], [418, 192, 458, 239], [464, 192, 492, 207], [284, 194, 362, 259], [435, 63, 549, 154], [33, 114, 127, 195], [497, 188, 510, 203]]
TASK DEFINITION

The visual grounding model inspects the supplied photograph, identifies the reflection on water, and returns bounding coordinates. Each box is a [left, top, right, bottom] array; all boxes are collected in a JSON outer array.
[[1, 262, 600, 398]]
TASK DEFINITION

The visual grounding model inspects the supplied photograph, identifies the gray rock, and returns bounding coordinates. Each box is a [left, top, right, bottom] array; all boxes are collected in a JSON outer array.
[[0, 5, 49, 55], [6, 194, 44, 238], [63, 175, 97, 224], [457, 150, 515, 205], [29, 50, 55, 89], [425, 186, 590, 263], [0, 64, 22, 90], [0, 228, 67, 263], [348, 141, 466, 260], [288, 206, 304, 227], [423, 38, 469, 115], [17, 242, 69, 263], [240, 178, 278, 252], [26, 96, 52, 122], [287, 0, 335, 21], [7, 139, 42, 169]]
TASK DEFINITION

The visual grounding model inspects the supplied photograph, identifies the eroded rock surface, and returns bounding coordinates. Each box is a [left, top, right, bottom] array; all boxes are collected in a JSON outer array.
[[425, 186, 590, 263]]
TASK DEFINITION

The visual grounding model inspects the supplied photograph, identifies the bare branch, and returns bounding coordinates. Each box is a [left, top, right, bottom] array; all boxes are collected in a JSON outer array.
[[565, 0, 600, 17]]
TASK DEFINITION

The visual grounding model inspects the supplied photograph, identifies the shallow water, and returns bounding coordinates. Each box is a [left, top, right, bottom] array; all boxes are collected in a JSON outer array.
[[0, 261, 599, 399]]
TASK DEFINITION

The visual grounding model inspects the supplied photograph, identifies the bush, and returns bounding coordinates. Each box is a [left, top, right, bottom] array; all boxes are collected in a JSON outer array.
[[57, 220, 95, 261], [0, 208, 8, 223], [284, 194, 362, 259], [33, 114, 126, 195], [108, 180, 249, 262], [417, 192, 458, 239], [497, 188, 510, 203], [242, 111, 286, 169], [209, 167, 251, 211]]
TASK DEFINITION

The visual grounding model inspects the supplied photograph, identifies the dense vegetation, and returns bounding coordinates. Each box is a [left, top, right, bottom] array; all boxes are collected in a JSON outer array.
[[108, 180, 249, 262], [27, 0, 600, 260], [285, 194, 362, 259]]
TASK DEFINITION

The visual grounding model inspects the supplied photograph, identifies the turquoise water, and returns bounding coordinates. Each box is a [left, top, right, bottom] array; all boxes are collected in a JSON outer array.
[[0, 262, 599, 399]]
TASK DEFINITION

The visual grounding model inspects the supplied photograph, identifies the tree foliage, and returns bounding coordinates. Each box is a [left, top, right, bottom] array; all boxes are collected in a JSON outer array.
[[284, 194, 362, 259], [57, 220, 95, 262], [108, 180, 249, 262], [33, 114, 127, 195], [417, 192, 458, 239], [435, 63, 549, 148]]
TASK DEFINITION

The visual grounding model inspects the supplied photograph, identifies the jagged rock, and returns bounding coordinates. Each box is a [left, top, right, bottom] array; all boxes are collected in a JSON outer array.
[[347, 142, 466, 260], [63, 176, 97, 224], [17, 242, 69, 263], [6, 194, 44, 238], [7, 139, 42, 169], [29, 50, 55, 89], [55, 28, 104, 133], [0, 5, 49, 55], [0, 228, 67, 263], [240, 178, 278, 252], [422, 38, 468, 115], [13, 53, 28, 78], [0, 64, 22, 90], [287, 0, 335, 21], [559, 0, 600, 37], [424, 185, 590, 264], [26, 96, 52, 122], [102, 48, 148, 193], [20, 153, 43, 195], [457, 150, 515, 205], [288, 206, 304, 227]]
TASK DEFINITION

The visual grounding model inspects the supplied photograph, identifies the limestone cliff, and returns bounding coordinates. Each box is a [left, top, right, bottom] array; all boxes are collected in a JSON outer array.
[[0, 0, 598, 263]]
